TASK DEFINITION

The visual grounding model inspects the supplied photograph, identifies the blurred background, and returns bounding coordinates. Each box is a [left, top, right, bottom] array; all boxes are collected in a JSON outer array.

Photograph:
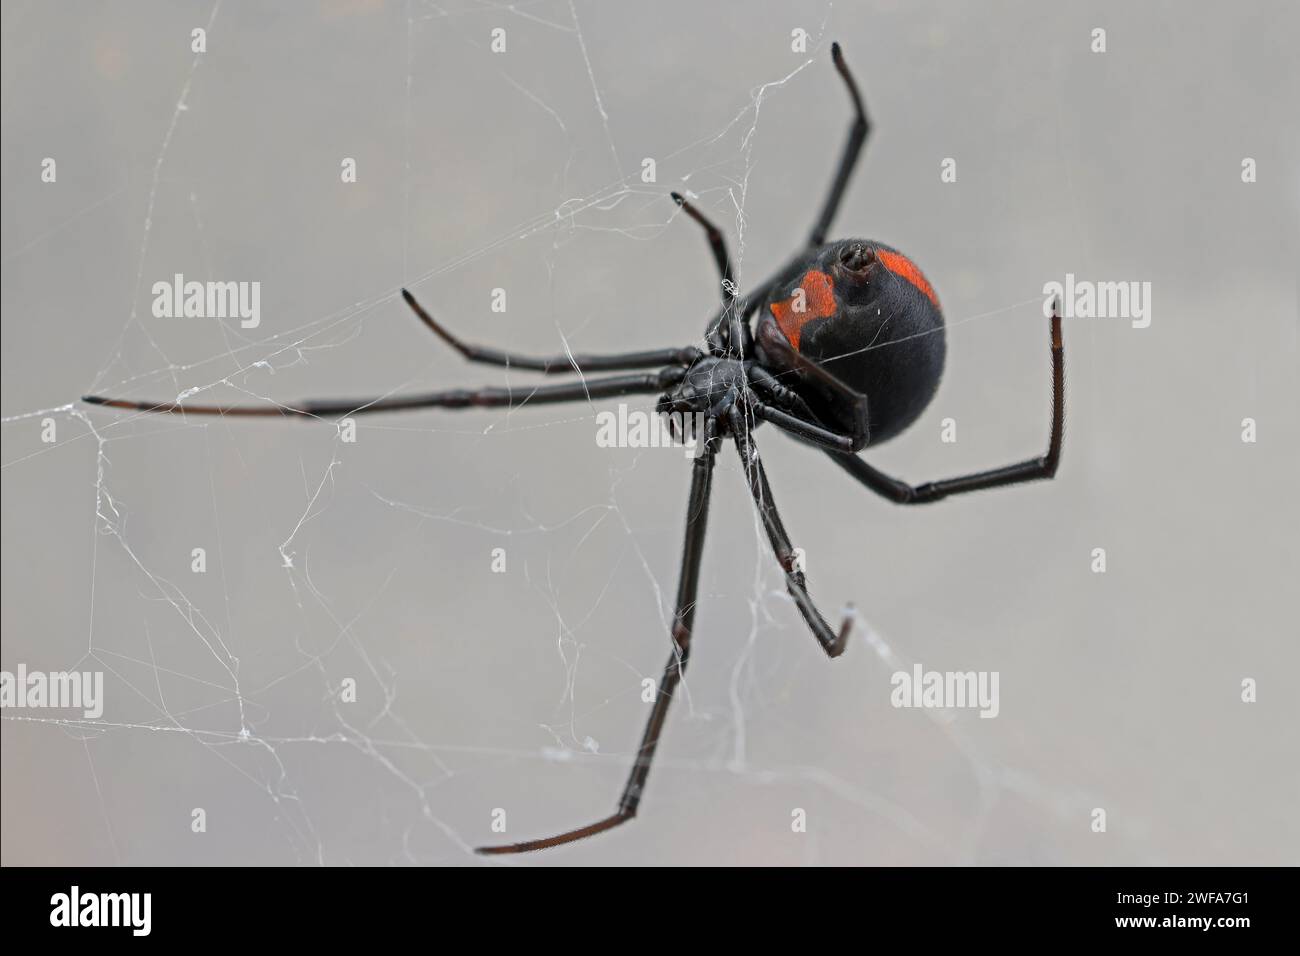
[[2, 0, 1296, 866]]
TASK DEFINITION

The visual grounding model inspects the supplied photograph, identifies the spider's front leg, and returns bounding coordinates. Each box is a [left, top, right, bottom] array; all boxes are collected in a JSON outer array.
[[477, 419, 723, 855], [727, 404, 853, 659], [83, 369, 686, 419]]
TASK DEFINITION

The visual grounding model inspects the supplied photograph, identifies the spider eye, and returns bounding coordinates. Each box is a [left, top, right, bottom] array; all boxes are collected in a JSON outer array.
[[839, 244, 875, 272]]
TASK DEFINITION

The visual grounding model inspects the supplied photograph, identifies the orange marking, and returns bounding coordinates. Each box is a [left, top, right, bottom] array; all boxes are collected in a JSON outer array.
[[770, 270, 837, 350], [878, 250, 939, 307]]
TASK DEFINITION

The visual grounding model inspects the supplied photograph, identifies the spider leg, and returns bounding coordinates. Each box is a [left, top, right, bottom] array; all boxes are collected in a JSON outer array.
[[744, 372, 870, 453], [808, 42, 871, 248], [401, 289, 698, 373], [746, 364, 857, 443], [670, 192, 734, 302], [829, 311, 1064, 503], [729, 404, 853, 659], [703, 280, 772, 357], [752, 403, 856, 452], [700, 44, 872, 351], [671, 192, 754, 361], [478, 419, 721, 854], [747, 365, 814, 416], [83, 368, 685, 419]]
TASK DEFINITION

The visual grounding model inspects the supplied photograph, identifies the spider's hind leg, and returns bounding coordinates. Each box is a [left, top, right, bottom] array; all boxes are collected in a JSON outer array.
[[808, 42, 871, 248], [829, 309, 1065, 503]]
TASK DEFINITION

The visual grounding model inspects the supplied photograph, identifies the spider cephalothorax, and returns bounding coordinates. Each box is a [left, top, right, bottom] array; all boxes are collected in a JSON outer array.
[[657, 355, 749, 420], [83, 43, 1064, 856]]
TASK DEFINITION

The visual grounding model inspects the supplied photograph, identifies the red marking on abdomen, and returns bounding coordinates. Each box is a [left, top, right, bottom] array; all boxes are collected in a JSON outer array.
[[878, 250, 939, 307], [770, 270, 837, 350]]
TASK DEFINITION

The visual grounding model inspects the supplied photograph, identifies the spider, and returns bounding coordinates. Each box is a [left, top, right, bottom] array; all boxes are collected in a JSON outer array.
[[84, 43, 1065, 855]]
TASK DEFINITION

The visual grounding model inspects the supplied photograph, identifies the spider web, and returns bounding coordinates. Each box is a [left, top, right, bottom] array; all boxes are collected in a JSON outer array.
[[6, 0, 1295, 866]]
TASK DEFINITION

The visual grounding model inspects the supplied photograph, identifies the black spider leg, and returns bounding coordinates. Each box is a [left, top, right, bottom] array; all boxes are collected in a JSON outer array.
[[831, 310, 1065, 503], [704, 284, 771, 357], [670, 193, 733, 303], [807, 42, 871, 248], [747, 363, 869, 448], [477, 418, 722, 854], [699, 42, 864, 354], [83, 368, 685, 419], [747, 365, 818, 420], [671, 192, 753, 361], [401, 289, 698, 373], [752, 403, 857, 452], [728, 404, 852, 658], [748, 361, 871, 452]]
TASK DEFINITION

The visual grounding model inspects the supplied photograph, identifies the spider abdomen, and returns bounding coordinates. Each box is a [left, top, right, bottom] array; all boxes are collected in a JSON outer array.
[[755, 239, 946, 445]]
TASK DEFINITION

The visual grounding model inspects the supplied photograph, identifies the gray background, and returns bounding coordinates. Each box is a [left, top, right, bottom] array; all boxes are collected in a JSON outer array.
[[2, 0, 1296, 866]]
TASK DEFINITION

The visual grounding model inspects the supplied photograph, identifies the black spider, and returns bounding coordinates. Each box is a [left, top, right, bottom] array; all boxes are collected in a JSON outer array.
[[84, 43, 1064, 855]]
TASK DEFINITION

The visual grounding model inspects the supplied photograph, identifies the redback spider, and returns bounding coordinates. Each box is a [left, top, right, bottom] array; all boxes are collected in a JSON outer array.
[[84, 43, 1065, 854]]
